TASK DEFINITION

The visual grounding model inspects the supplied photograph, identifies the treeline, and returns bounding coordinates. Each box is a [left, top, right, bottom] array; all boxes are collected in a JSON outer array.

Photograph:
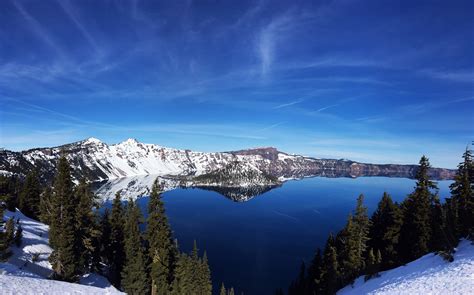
[[286, 149, 474, 295], [0, 156, 213, 294]]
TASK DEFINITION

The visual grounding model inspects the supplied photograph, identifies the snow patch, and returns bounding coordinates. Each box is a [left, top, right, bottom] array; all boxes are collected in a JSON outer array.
[[338, 239, 474, 295]]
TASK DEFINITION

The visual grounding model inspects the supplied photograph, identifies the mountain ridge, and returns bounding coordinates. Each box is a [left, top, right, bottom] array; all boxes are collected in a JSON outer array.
[[0, 137, 456, 184]]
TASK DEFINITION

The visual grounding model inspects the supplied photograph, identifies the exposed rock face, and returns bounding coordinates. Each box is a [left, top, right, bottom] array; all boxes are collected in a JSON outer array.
[[0, 138, 456, 187]]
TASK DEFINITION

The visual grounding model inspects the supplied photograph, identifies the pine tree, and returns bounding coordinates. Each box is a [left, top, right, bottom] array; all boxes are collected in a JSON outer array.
[[171, 253, 192, 295], [99, 209, 111, 267], [39, 187, 53, 225], [108, 192, 125, 287], [5, 217, 15, 246], [229, 287, 235, 295], [0, 175, 21, 211], [200, 251, 212, 295], [18, 170, 41, 219], [368, 192, 403, 269], [449, 147, 474, 237], [338, 195, 371, 283], [220, 283, 227, 295], [121, 199, 149, 294], [320, 233, 339, 295], [430, 196, 451, 252], [75, 179, 100, 273], [399, 156, 436, 262], [49, 155, 80, 282], [0, 206, 11, 261], [306, 248, 322, 294], [49, 155, 74, 249], [146, 179, 176, 295], [352, 194, 371, 272], [14, 225, 22, 247]]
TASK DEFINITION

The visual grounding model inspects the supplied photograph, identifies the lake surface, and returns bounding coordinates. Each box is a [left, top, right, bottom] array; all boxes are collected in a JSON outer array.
[[120, 176, 452, 295]]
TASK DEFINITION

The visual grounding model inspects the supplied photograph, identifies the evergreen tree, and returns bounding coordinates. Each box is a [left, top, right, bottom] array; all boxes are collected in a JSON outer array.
[[49, 155, 74, 249], [430, 196, 451, 252], [220, 283, 227, 295], [146, 179, 176, 295], [306, 248, 322, 294], [449, 147, 474, 237], [18, 170, 41, 219], [368, 192, 403, 269], [351, 194, 371, 273], [399, 156, 436, 262], [0, 175, 21, 211], [108, 192, 125, 287], [14, 225, 22, 247], [0, 205, 11, 261], [75, 179, 100, 273], [5, 217, 15, 246], [99, 209, 111, 267], [39, 187, 53, 225], [171, 253, 192, 295], [320, 233, 339, 295], [49, 155, 80, 282], [199, 251, 212, 295], [121, 200, 149, 295], [338, 195, 371, 283]]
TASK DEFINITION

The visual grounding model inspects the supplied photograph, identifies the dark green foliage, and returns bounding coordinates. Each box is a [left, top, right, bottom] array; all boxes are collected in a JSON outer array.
[[121, 199, 149, 295], [99, 209, 111, 266], [14, 225, 22, 247], [171, 241, 212, 295], [0, 206, 12, 261], [49, 155, 80, 282], [49, 155, 74, 249], [449, 147, 474, 237], [430, 196, 452, 252], [364, 248, 381, 281], [146, 180, 176, 294], [306, 248, 323, 294], [18, 170, 41, 219], [289, 151, 472, 295], [39, 187, 53, 225], [338, 195, 371, 283], [5, 217, 15, 246], [399, 156, 436, 262], [0, 175, 21, 211], [320, 234, 339, 295], [74, 179, 101, 273], [368, 192, 403, 269], [108, 192, 125, 287]]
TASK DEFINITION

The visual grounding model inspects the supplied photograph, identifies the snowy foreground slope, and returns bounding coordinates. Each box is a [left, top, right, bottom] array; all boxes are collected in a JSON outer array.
[[0, 209, 122, 294], [338, 239, 474, 295]]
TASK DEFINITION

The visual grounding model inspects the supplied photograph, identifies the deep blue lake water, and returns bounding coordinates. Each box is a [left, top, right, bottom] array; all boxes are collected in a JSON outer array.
[[132, 176, 452, 295]]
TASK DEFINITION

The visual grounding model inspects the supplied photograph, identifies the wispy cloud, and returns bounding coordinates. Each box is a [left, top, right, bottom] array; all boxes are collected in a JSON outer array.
[[257, 11, 301, 78], [56, 0, 100, 53], [314, 104, 339, 113], [12, 0, 66, 59], [255, 122, 285, 132], [420, 69, 474, 83], [273, 99, 304, 109]]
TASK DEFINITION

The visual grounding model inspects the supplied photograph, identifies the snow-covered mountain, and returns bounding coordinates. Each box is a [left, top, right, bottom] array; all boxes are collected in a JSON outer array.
[[0, 138, 455, 185], [338, 239, 474, 295]]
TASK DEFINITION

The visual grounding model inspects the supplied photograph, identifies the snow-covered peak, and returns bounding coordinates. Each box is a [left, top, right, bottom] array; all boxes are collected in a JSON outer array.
[[120, 138, 139, 145], [83, 137, 103, 145]]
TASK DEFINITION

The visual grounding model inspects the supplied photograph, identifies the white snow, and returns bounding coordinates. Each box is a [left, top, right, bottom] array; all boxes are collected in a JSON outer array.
[[338, 240, 474, 295], [1, 209, 122, 294]]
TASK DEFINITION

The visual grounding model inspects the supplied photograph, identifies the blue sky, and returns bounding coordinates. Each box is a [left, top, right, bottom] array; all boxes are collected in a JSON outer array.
[[0, 0, 473, 168]]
